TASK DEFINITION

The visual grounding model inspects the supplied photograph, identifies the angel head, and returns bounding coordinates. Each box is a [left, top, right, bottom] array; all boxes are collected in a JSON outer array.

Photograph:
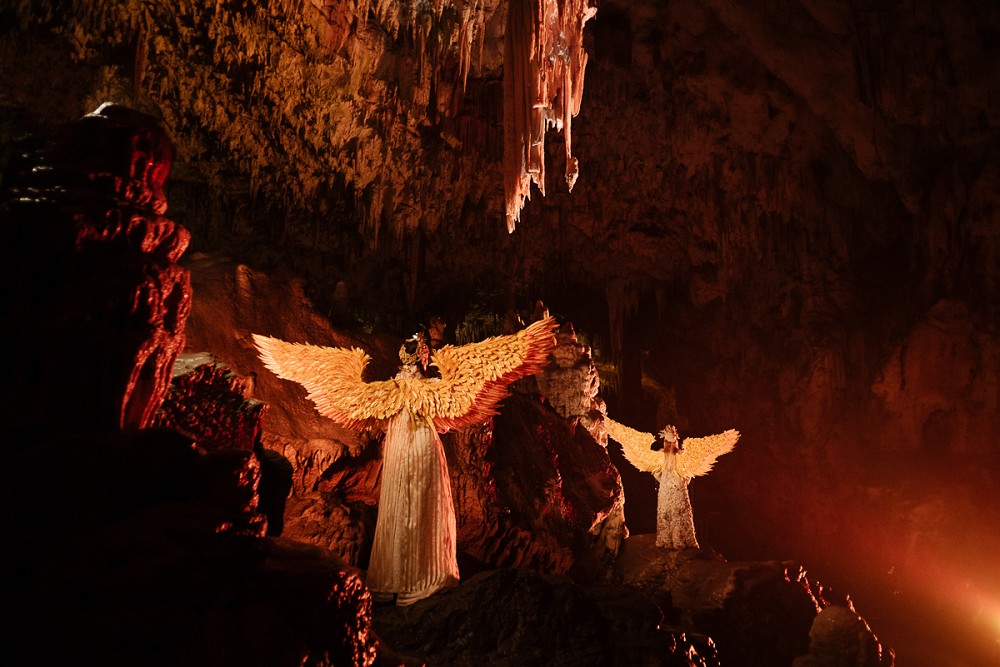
[[651, 424, 682, 452], [399, 330, 431, 372]]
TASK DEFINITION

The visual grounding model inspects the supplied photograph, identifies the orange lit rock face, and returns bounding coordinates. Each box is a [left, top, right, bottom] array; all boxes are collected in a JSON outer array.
[[182, 256, 625, 574], [0, 110, 379, 666], [155, 352, 267, 452]]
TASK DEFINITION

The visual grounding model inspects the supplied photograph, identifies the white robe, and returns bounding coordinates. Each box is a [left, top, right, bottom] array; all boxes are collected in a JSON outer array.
[[655, 454, 699, 549], [366, 408, 459, 605]]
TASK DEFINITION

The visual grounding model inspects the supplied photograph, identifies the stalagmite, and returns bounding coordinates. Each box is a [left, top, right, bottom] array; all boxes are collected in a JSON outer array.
[[503, 0, 597, 232]]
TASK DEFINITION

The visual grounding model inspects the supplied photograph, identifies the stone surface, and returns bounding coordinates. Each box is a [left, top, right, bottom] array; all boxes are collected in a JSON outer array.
[[793, 604, 890, 667], [155, 352, 267, 452], [613, 534, 834, 667], [0, 111, 377, 666], [372, 567, 715, 667], [0, 103, 192, 434]]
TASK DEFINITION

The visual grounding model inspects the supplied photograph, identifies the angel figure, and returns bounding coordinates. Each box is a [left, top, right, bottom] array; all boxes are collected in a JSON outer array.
[[253, 316, 557, 605], [606, 418, 740, 549]]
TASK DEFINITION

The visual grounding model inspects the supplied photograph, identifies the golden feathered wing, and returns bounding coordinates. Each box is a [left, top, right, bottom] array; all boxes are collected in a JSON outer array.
[[252, 336, 402, 431], [252, 315, 558, 433], [675, 429, 740, 478], [605, 418, 740, 479], [425, 315, 558, 431], [605, 417, 662, 473]]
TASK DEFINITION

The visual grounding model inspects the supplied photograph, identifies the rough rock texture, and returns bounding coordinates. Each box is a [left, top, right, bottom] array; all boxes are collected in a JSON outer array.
[[155, 352, 266, 452], [153, 352, 296, 536], [536, 320, 628, 569], [372, 567, 716, 667], [0, 111, 378, 666], [445, 393, 622, 578], [537, 320, 603, 426], [793, 605, 888, 667], [612, 535, 869, 667], [0, 103, 192, 434]]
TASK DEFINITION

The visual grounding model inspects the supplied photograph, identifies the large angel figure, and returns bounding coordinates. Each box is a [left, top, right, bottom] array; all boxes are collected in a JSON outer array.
[[606, 418, 739, 549], [252, 316, 557, 605]]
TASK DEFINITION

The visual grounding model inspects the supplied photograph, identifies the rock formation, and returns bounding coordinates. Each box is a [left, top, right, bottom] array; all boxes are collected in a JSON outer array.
[[0, 108, 378, 666], [0, 103, 191, 434]]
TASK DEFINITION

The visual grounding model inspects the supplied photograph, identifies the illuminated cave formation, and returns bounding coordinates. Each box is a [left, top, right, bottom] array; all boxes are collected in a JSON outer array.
[[2, 1, 999, 666], [503, 0, 596, 231]]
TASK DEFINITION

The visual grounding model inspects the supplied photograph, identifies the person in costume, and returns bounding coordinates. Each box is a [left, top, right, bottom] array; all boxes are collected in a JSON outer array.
[[253, 316, 558, 604], [605, 418, 739, 549]]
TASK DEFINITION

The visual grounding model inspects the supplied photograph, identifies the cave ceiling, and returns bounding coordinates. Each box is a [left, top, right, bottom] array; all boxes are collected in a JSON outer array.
[[1, 0, 997, 354]]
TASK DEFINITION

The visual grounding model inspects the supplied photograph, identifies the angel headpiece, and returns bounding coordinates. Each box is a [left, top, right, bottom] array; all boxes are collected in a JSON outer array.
[[398, 330, 431, 371]]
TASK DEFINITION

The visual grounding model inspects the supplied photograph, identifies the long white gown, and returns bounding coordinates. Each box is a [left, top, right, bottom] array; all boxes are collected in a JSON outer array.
[[366, 385, 459, 604]]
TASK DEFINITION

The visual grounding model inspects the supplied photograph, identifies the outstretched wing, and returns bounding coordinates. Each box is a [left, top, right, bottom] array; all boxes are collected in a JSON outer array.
[[420, 315, 558, 431], [676, 429, 740, 478], [605, 418, 662, 474], [252, 334, 401, 431]]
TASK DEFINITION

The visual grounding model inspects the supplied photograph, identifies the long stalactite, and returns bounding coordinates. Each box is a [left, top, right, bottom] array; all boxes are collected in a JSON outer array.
[[503, 0, 597, 232]]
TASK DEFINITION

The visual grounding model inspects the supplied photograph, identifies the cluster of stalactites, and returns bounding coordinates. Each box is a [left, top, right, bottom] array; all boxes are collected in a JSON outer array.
[[318, 0, 487, 91], [503, 0, 597, 233]]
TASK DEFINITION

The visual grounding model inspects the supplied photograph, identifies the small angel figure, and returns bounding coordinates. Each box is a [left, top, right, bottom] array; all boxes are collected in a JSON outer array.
[[253, 316, 557, 605], [605, 418, 740, 549]]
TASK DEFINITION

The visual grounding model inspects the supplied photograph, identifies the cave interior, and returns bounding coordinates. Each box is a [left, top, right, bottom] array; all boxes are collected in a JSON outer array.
[[1, 1, 999, 666]]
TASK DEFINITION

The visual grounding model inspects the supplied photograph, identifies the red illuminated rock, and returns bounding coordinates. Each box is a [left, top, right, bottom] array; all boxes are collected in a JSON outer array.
[[155, 352, 266, 452], [0, 104, 191, 434], [0, 109, 378, 666]]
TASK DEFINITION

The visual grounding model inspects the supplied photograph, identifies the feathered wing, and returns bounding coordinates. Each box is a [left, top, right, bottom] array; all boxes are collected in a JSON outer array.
[[605, 418, 662, 474], [418, 315, 559, 431], [252, 334, 401, 431], [676, 429, 740, 478]]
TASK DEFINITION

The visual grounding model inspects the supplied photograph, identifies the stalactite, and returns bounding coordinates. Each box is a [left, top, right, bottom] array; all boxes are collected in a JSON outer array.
[[7, 0, 535, 243], [502, 0, 596, 232]]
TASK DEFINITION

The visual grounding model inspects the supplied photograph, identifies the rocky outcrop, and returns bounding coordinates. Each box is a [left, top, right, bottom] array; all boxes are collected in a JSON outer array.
[[537, 319, 628, 570], [155, 352, 266, 452], [181, 255, 626, 576], [444, 392, 623, 577], [613, 535, 859, 667], [372, 567, 715, 667], [0, 103, 191, 434], [793, 605, 890, 667], [0, 110, 377, 666]]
